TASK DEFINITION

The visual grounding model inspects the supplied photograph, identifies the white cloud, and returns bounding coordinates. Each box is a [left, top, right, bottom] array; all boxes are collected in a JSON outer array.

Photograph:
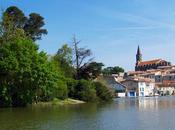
[[90, 6, 175, 31]]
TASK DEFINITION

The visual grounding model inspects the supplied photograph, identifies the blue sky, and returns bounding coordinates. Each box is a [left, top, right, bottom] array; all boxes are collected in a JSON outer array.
[[1, 0, 175, 71]]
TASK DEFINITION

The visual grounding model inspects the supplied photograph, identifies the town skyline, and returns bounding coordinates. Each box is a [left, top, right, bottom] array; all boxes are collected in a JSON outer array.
[[1, 0, 175, 71]]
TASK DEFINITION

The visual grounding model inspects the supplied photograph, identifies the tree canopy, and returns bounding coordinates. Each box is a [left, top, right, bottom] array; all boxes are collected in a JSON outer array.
[[54, 44, 74, 78], [0, 38, 58, 106], [103, 66, 124, 75], [79, 62, 104, 80], [1, 6, 47, 41]]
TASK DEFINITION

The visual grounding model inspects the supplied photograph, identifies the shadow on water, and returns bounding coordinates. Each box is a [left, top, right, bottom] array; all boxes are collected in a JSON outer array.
[[0, 103, 103, 130]]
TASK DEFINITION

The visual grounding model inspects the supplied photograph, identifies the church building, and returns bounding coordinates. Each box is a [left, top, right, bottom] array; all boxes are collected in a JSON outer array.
[[135, 46, 171, 71]]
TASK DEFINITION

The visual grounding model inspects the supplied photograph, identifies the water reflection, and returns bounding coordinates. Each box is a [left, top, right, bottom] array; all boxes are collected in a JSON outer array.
[[138, 97, 175, 110], [114, 97, 175, 111], [137, 97, 159, 110], [1, 97, 175, 130]]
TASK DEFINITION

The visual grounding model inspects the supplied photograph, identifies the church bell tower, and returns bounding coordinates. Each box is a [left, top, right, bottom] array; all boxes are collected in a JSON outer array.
[[136, 45, 142, 65]]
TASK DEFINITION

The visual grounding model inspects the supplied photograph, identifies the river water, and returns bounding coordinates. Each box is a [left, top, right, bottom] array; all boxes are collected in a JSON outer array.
[[1, 97, 175, 130]]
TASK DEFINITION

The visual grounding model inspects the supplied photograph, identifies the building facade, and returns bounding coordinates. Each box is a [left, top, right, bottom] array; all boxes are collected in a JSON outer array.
[[121, 78, 155, 97]]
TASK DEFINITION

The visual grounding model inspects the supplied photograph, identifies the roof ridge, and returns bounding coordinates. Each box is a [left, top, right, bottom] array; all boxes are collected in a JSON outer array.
[[140, 59, 162, 63]]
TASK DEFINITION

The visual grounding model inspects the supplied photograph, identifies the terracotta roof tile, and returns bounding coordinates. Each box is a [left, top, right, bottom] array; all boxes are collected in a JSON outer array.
[[127, 71, 144, 75], [137, 59, 163, 66]]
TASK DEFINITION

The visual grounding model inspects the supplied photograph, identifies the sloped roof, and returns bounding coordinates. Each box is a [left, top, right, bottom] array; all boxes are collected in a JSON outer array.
[[122, 77, 154, 83], [103, 76, 126, 88], [127, 71, 145, 75], [137, 59, 164, 66]]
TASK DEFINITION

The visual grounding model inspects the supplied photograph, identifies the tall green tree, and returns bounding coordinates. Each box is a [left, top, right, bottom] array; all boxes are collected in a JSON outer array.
[[1, 6, 47, 41], [2, 6, 27, 29], [0, 38, 38, 106], [24, 13, 47, 41], [54, 44, 74, 78], [56, 44, 72, 65], [0, 10, 27, 43], [0, 38, 67, 106]]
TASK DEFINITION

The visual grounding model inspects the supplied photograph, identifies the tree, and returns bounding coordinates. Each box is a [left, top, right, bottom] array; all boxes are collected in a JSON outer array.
[[72, 36, 93, 79], [103, 66, 124, 75], [57, 44, 72, 65], [102, 67, 113, 75], [0, 38, 66, 106], [0, 9, 27, 43], [2, 6, 27, 29], [54, 44, 75, 78], [79, 62, 104, 80], [112, 66, 124, 74], [24, 13, 47, 41], [0, 38, 39, 106], [1, 6, 47, 41]]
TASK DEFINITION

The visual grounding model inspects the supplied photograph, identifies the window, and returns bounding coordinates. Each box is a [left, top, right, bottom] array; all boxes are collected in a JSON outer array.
[[140, 87, 144, 91], [146, 84, 149, 87]]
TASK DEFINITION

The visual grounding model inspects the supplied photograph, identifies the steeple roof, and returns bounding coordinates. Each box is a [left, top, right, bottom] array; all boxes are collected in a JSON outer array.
[[137, 45, 141, 55]]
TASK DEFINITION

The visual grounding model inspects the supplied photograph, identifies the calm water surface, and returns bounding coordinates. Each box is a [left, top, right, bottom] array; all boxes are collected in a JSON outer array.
[[1, 97, 175, 130]]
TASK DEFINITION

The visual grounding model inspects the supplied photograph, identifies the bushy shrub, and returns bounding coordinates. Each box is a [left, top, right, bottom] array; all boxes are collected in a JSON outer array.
[[67, 79, 97, 102], [0, 85, 12, 107], [66, 78, 78, 98], [55, 78, 68, 100], [93, 82, 113, 102], [74, 80, 97, 102]]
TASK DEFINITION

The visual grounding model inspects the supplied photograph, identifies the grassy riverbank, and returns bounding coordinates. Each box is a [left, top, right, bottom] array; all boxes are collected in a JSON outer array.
[[32, 98, 85, 106]]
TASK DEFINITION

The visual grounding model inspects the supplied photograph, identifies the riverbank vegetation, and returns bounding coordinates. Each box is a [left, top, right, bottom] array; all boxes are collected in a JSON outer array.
[[32, 98, 85, 106], [0, 6, 122, 107]]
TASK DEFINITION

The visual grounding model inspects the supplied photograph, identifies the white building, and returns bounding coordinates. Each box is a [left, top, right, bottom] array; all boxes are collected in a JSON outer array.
[[121, 78, 155, 97]]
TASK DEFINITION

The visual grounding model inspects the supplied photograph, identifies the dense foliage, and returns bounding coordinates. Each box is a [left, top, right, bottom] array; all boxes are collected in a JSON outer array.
[[0, 38, 57, 106], [54, 44, 75, 78], [0, 6, 114, 107], [67, 79, 113, 102], [102, 66, 124, 75], [93, 82, 113, 102], [2, 6, 47, 41], [79, 62, 104, 80]]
